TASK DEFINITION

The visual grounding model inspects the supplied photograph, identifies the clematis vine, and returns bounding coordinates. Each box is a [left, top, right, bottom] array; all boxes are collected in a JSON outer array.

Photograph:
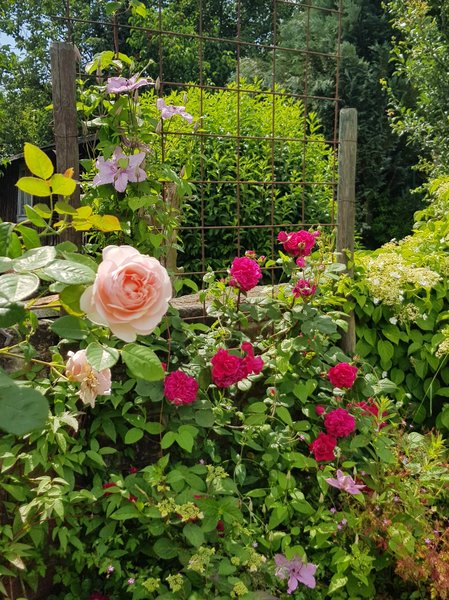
[[274, 554, 317, 593], [325, 470, 365, 495], [92, 147, 147, 193], [157, 98, 193, 123], [106, 75, 152, 94]]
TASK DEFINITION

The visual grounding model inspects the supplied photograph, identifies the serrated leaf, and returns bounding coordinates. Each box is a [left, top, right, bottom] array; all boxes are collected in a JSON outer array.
[[17, 177, 51, 198], [25, 205, 49, 227], [13, 246, 56, 272], [121, 344, 165, 381], [0, 304, 27, 327], [42, 260, 96, 284], [89, 214, 122, 232], [50, 315, 89, 339], [0, 379, 48, 435], [24, 143, 54, 179], [51, 173, 76, 196], [54, 200, 77, 215], [124, 428, 144, 444], [86, 342, 119, 370], [183, 523, 204, 547], [0, 272, 40, 301]]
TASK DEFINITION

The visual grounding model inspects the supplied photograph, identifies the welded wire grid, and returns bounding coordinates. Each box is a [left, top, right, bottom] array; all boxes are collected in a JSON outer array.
[[58, 0, 343, 283]]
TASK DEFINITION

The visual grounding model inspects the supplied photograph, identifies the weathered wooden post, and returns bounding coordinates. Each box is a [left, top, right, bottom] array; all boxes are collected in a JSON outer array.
[[336, 108, 357, 355], [50, 42, 82, 246]]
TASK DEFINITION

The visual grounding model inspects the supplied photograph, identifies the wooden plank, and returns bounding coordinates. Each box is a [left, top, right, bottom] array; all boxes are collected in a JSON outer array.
[[336, 108, 357, 355], [50, 42, 82, 246]]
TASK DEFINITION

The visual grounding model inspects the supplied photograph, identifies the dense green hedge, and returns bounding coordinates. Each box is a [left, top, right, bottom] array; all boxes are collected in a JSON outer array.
[[139, 83, 335, 274]]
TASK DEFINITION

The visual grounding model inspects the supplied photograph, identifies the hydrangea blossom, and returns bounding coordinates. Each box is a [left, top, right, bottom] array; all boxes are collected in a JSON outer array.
[[325, 469, 365, 495], [93, 147, 147, 193], [274, 554, 317, 593], [157, 98, 193, 123], [106, 75, 152, 94]]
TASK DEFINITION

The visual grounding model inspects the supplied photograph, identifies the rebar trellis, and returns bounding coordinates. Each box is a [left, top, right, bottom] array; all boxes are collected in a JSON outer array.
[[54, 0, 343, 282]]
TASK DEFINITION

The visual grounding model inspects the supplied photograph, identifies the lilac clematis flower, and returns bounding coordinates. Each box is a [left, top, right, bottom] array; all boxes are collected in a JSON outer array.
[[156, 98, 193, 123], [93, 147, 147, 193], [325, 469, 365, 495], [106, 75, 152, 94], [274, 554, 317, 593]]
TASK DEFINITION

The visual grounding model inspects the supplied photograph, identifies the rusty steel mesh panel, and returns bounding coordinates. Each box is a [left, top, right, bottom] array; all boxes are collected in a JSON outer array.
[[58, 0, 343, 283]]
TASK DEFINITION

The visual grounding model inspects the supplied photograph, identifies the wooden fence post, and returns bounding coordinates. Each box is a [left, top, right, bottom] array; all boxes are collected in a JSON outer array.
[[50, 42, 82, 246], [336, 108, 357, 355]]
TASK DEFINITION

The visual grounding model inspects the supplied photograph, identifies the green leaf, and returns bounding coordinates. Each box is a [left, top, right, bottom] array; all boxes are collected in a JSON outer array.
[[50, 315, 89, 339], [153, 537, 178, 559], [122, 344, 165, 381], [0, 303, 27, 327], [51, 174, 76, 197], [0, 272, 40, 301], [161, 431, 176, 449], [54, 200, 77, 215], [24, 142, 54, 179], [276, 406, 293, 426], [14, 224, 41, 250], [24, 205, 50, 227], [377, 339, 394, 364], [176, 429, 194, 452], [0, 376, 48, 435], [124, 428, 144, 444], [59, 284, 85, 315], [268, 505, 288, 530], [13, 246, 56, 272], [183, 523, 204, 547], [293, 379, 317, 403], [110, 506, 141, 520], [0, 223, 13, 256], [41, 260, 96, 284], [17, 177, 51, 198], [86, 342, 119, 370]]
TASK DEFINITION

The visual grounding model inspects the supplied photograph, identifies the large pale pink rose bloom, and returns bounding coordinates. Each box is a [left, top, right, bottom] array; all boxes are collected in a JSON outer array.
[[80, 246, 172, 343], [66, 349, 112, 408]]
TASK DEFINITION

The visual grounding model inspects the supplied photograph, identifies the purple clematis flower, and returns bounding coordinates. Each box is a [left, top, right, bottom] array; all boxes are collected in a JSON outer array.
[[106, 75, 152, 94], [274, 554, 317, 593], [92, 147, 146, 193], [156, 98, 193, 123], [325, 469, 365, 495]]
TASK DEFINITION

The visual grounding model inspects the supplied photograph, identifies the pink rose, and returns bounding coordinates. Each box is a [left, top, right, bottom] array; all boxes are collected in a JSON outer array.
[[324, 408, 356, 438], [164, 370, 199, 406], [241, 342, 264, 376], [328, 363, 358, 389], [309, 432, 337, 461], [229, 256, 262, 292], [277, 230, 319, 258], [211, 348, 247, 388], [66, 349, 111, 408], [315, 404, 325, 416], [80, 246, 172, 343], [292, 278, 316, 298]]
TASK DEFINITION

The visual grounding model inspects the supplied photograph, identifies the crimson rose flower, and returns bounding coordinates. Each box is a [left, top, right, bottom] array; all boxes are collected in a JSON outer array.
[[309, 432, 337, 461], [327, 362, 358, 388], [164, 370, 199, 406], [229, 256, 262, 292], [292, 278, 316, 298], [211, 348, 247, 388], [277, 229, 319, 258], [324, 408, 356, 438]]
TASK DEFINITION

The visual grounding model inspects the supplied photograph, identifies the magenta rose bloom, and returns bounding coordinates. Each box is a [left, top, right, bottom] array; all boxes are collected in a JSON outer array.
[[241, 342, 264, 376], [328, 362, 358, 388], [292, 278, 316, 298], [211, 348, 247, 388], [164, 370, 199, 406], [277, 230, 319, 258], [324, 408, 356, 438], [229, 256, 262, 292], [309, 432, 337, 461]]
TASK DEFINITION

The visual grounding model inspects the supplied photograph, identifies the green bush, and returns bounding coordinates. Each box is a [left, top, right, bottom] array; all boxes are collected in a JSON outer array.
[[139, 83, 335, 275]]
